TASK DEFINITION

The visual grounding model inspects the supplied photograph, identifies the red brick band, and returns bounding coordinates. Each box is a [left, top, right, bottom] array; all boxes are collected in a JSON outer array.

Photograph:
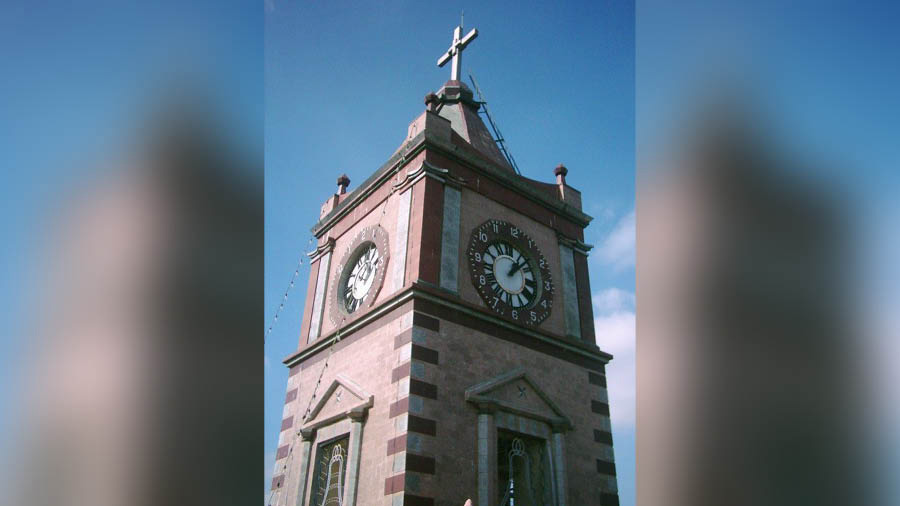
[[600, 493, 620, 506], [591, 400, 610, 416], [588, 371, 607, 387], [596, 459, 617, 476], [409, 379, 438, 399], [394, 328, 413, 349], [384, 473, 405, 495], [280, 416, 293, 432], [389, 397, 410, 418], [593, 429, 614, 445], [284, 388, 298, 403], [405, 453, 436, 474], [275, 444, 290, 460], [391, 363, 411, 382], [407, 415, 437, 436], [270, 474, 284, 490], [403, 494, 436, 506], [386, 434, 407, 456], [412, 311, 440, 331], [410, 344, 439, 364]]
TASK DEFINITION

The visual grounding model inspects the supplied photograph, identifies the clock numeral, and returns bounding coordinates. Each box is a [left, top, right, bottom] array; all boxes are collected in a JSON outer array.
[[510, 227, 519, 238], [492, 223, 499, 233], [541, 299, 548, 309], [479, 231, 488, 242], [479, 275, 486, 286], [511, 310, 518, 320], [545, 281, 551, 290], [539, 258, 545, 268], [530, 311, 537, 322], [491, 297, 500, 309], [474, 252, 481, 262]]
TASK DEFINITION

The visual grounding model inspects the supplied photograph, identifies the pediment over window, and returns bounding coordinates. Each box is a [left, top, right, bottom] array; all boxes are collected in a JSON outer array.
[[302, 374, 374, 430], [465, 368, 572, 431]]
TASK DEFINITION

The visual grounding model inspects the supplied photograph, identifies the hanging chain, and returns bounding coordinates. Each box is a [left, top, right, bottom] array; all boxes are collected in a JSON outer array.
[[271, 185, 396, 506], [300, 191, 394, 422], [265, 237, 315, 342]]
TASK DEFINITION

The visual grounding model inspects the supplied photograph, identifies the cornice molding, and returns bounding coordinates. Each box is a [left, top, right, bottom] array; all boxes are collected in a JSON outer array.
[[307, 237, 335, 262], [283, 283, 611, 369], [557, 234, 594, 255], [310, 125, 593, 238]]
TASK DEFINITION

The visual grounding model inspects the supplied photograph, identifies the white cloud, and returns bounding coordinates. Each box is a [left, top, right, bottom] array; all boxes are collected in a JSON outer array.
[[593, 288, 635, 429], [592, 287, 636, 313], [597, 209, 635, 271]]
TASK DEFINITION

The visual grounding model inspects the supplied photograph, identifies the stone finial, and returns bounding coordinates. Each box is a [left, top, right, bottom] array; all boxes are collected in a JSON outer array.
[[463, 500, 473, 506], [337, 173, 351, 194], [554, 164, 568, 185], [425, 92, 439, 112]]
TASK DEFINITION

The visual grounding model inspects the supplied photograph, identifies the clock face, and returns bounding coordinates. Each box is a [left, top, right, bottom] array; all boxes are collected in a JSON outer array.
[[468, 220, 553, 326], [343, 243, 380, 312], [330, 225, 390, 325]]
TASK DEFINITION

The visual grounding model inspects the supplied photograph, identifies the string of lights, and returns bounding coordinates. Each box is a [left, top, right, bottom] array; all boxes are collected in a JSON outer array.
[[269, 188, 394, 506], [299, 192, 393, 423], [265, 237, 315, 342]]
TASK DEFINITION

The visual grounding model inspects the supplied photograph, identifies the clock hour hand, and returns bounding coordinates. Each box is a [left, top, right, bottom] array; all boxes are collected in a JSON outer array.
[[507, 258, 527, 277]]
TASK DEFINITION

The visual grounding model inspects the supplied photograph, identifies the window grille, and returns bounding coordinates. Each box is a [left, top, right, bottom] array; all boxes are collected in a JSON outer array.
[[313, 436, 350, 506], [498, 431, 552, 506]]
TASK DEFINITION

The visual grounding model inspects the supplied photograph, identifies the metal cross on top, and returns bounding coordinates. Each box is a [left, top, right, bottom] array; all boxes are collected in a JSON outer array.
[[437, 20, 478, 82]]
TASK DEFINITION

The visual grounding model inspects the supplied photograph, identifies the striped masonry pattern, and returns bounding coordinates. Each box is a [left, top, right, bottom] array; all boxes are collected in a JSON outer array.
[[384, 312, 441, 506], [588, 370, 619, 503]]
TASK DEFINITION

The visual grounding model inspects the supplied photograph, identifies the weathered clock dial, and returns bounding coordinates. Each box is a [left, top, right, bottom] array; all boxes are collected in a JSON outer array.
[[329, 225, 390, 324], [467, 219, 553, 326]]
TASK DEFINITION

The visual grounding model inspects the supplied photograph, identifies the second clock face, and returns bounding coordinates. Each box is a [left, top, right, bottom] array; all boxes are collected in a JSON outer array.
[[468, 220, 553, 326]]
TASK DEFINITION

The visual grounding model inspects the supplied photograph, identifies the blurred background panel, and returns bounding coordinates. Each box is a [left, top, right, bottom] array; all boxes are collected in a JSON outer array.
[[0, 2, 262, 506], [637, 1, 898, 506]]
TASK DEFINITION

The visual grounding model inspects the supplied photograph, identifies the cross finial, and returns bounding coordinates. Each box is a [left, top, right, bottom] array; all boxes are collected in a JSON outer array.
[[437, 20, 478, 82]]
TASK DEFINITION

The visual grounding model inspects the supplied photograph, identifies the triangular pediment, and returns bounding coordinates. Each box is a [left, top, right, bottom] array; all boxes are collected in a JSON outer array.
[[466, 368, 572, 430], [302, 374, 373, 430]]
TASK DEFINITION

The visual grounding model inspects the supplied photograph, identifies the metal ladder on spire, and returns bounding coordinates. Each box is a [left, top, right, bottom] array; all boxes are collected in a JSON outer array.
[[468, 72, 521, 175]]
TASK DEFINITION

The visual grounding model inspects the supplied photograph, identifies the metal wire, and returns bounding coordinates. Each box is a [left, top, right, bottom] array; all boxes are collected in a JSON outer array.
[[265, 236, 315, 342]]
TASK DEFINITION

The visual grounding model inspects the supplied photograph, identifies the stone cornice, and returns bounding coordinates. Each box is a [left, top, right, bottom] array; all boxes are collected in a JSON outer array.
[[557, 234, 594, 255], [307, 237, 335, 262], [283, 282, 612, 369], [310, 124, 594, 238]]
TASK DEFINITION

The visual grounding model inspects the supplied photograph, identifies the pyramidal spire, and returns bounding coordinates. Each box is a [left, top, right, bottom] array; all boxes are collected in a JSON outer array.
[[428, 23, 514, 173]]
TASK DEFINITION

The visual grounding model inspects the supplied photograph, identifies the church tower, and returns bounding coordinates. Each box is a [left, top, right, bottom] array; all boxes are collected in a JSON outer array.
[[271, 23, 618, 506]]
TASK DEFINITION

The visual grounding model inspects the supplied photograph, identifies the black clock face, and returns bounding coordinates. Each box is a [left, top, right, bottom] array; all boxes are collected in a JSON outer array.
[[468, 220, 553, 326]]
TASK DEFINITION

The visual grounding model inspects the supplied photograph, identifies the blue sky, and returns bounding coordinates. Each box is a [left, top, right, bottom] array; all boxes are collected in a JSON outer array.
[[4, 1, 898, 505], [264, 1, 635, 504]]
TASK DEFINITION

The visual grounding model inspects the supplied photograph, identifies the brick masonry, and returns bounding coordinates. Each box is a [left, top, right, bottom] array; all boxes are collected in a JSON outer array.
[[270, 97, 618, 505]]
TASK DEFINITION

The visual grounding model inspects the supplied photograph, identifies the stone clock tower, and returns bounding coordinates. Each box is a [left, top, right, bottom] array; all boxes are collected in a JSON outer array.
[[270, 23, 618, 506]]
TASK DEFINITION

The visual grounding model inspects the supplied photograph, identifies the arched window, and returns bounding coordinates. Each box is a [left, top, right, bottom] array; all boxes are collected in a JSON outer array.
[[312, 436, 349, 506], [498, 432, 552, 506]]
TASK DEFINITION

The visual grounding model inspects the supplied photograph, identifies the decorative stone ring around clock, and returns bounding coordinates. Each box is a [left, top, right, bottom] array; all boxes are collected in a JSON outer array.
[[329, 225, 390, 325]]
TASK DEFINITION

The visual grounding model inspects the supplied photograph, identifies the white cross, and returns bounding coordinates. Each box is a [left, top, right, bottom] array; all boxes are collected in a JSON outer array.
[[437, 23, 478, 82]]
